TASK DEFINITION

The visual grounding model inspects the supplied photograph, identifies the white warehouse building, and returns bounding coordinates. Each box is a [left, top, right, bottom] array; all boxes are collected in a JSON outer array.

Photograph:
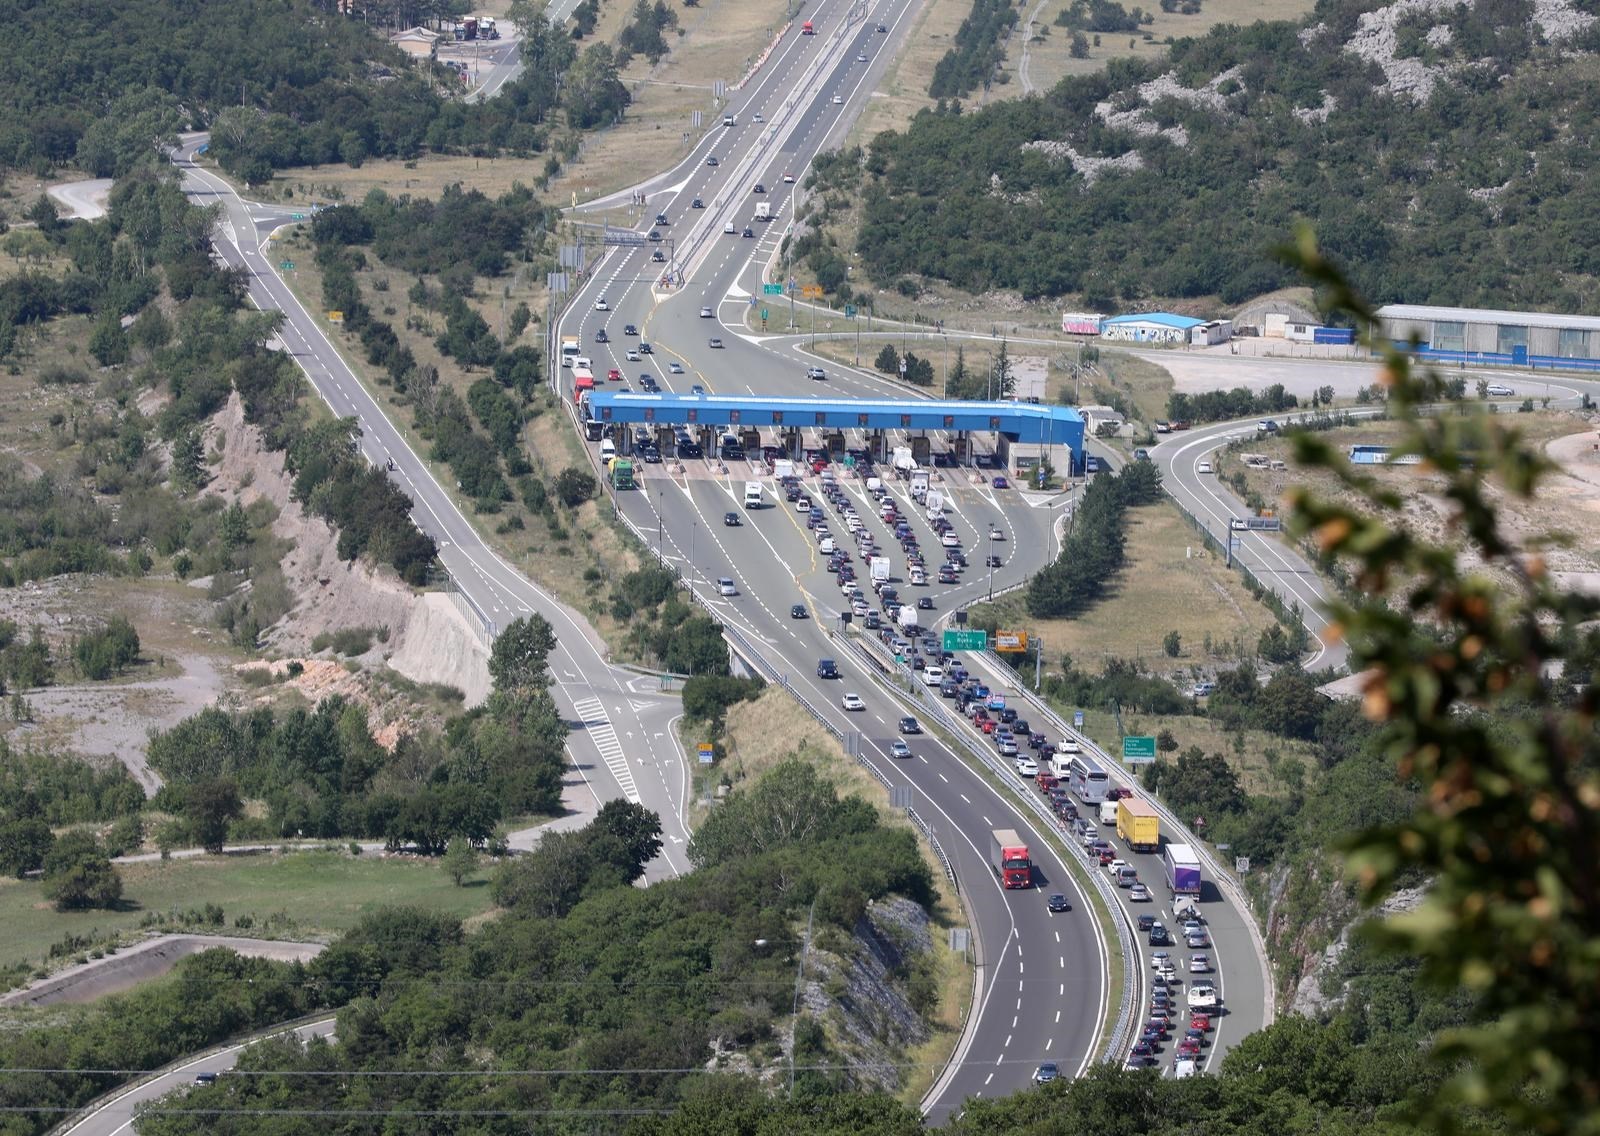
[[1376, 304, 1600, 369]]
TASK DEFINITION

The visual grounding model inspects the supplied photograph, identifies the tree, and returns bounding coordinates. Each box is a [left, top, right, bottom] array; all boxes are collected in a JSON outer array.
[[1163, 630, 1181, 657], [1070, 31, 1089, 56], [588, 799, 663, 883], [89, 312, 128, 367], [41, 831, 123, 911], [441, 837, 480, 886], [73, 87, 183, 177], [565, 43, 630, 129], [506, 301, 532, 341], [184, 779, 243, 854], [995, 337, 1014, 397], [0, 817, 54, 877], [171, 427, 206, 493], [554, 466, 596, 507], [488, 614, 558, 692], [874, 344, 900, 375], [25, 194, 62, 234], [1282, 234, 1600, 1134]]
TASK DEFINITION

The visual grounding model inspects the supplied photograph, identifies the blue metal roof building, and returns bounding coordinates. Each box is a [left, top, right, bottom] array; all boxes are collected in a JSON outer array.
[[583, 392, 1083, 449]]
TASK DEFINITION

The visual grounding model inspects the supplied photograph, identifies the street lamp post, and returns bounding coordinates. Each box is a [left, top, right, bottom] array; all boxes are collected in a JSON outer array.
[[987, 528, 996, 600]]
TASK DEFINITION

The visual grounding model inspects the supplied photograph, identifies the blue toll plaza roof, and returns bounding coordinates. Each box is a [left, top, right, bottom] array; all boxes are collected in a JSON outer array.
[[583, 392, 1084, 446]]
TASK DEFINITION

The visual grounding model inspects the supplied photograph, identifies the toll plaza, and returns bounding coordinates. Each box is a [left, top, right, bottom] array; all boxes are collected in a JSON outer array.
[[581, 392, 1085, 478]]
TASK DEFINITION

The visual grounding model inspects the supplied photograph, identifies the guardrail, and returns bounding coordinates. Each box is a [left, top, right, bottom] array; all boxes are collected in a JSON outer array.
[[971, 648, 1278, 1027], [834, 629, 1139, 1060]]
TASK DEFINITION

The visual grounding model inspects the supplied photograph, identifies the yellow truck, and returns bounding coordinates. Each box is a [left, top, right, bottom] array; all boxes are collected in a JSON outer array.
[[1116, 796, 1160, 853]]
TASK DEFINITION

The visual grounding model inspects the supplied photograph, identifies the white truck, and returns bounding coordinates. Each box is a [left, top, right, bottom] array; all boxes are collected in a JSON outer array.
[[774, 459, 795, 479], [743, 481, 763, 509], [897, 605, 920, 633], [909, 469, 930, 499], [892, 446, 915, 478], [755, 202, 771, 221], [1099, 800, 1120, 824], [870, 556, 891, 583], [925, 489, 945, 516]]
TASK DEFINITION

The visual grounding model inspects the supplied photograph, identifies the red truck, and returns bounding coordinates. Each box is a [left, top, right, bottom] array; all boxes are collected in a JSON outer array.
[[990, 828, 1031, 889], [801, 19, 815, 33]]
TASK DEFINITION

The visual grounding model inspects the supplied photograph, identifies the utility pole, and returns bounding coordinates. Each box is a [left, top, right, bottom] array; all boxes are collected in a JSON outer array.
[[1035, 633, 1042, 691]]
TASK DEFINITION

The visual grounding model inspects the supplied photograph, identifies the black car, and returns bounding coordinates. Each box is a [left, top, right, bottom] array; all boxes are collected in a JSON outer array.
[[998, 707, 1018, 724], [1047, 893, 1070, 913], [691, 197, 704, 208], [986, 554, 1004, 568], [706, 155, 719, 166], [1029, 732, 1049, 750], [898, 716, 921, 734], [638, 341, 653, 354], [1138, 914, 1156, 932], [816, 659, 839, 679], [640, 445, 661, 463], [742, 227, 755, 238], [791, 604, 808, 619], [595, 328, 609, 343], [655, 212, 669, 226], [723, 512, 741, 526], [753, 183, 766, 193], [1149, 924, 1171, 946], [1012, 719, 1030, 735], [624, 324, 639, 336], [916, 596, 934, 610], [648, 230, 662, 242]]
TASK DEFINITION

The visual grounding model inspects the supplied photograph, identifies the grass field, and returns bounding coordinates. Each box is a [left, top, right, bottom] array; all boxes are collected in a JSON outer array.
[[0, 850, 499, 975], [1000, 0, 1319, 93], [848, 0, 980, 140], [971, 499, 1278, 674]]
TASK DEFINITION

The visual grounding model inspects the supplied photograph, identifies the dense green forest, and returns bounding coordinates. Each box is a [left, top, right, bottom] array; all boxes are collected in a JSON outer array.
[[0, 0, 625, 182], [837, 0, 1600, 309]]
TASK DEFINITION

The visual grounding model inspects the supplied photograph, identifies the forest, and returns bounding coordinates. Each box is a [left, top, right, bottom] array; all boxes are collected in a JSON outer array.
[[844, 0, 1600, 310]]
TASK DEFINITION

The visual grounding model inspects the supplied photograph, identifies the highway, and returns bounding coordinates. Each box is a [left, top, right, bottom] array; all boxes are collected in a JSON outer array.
[[171, 138, 697, 885], [59, 1019, 336, 1136]]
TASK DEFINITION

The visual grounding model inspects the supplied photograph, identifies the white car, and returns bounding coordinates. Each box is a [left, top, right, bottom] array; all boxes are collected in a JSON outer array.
[[724, 221, 736, 234], [1197, 460, 1213, 474], [806, 366, 826, 380], [1129, 883, 1151, 901], [1174, 1058, 1198, 1079], [667, 361, 685, 374], [782, 172, 796, 183], [832, 94, 843, 104], [717, 576, 737, 596], [1187, 982, 1218, 1009], [700, 306, 714, 318], [1016, 757, 1038, 776], [626, 349, 641, 361], [890, 739, 912, 758], [1487, 383, 1515, 396], [940, 532, 960, 548], [1107, 858, 1130, 876], [841, 692, 866, 711], [1189, 954, 1212, 973], [989, 527, 1004, 541], [594, 297, 609, 311]]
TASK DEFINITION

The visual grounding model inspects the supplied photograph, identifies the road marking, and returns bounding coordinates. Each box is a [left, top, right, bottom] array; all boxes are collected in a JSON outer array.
[[571, 695, 641, 804]]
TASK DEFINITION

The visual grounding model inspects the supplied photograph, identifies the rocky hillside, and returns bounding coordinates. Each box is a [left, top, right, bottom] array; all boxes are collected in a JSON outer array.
[[843, 0, 1600, 309]]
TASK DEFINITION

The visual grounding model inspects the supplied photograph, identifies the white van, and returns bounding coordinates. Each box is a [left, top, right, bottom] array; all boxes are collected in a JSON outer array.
[[573, 356, 592, 371], [923, 665, 944, 687], [599, 439, 616, 462], [743, 481, 763, 509], [1099, 800, 1119, 824]]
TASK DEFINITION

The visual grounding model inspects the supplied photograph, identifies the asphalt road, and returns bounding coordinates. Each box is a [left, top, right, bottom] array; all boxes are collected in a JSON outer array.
[[171, 137, 696, 885], [59, 1018, 337, 1136]]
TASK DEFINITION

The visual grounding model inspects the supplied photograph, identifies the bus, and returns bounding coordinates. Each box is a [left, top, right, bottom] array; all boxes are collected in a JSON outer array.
[[1067, 755, 1109, 805]]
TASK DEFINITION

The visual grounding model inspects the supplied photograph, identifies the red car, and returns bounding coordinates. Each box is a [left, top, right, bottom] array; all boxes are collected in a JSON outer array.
[[1096, 848, 1116, 865], [607, 368, 622, 381], [1177, 1037, 1202, 1058], [981, 718, 998, 734], [1190, 1013, 1213, 1032], [1144, 1018, 1169, 1039]]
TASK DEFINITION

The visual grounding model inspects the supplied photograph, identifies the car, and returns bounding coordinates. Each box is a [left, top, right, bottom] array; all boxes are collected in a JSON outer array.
[[890, 739, 912, 758], [706, 155, 719, 166], [724, 221, 737, 234], [1183, 1026, 1208, 1048], [1032, 1060, 1059, 1084], [831, 93, 844, 104], [752, 112, 764, 123], [1177, 1037, 1202, 1059], [753, 183, 766, 193], [1174, 1057, 1199, 1079], [667, 361, 685, 374], [1258, 418, 1280, 432], [639, 377, 659, 392], [997, 737, 1019, 757], [1129, 1040, 1154, 1061], [1129, 883, 1151, 901], [985, 554, 1004, 568], [742, 227, 755, 238], [1149, 923, 1171, 946], [783, 172, 796, 183], [1189, 954, 1211, 973], [1108, 858, 1130, 876], [594, 297, 609, 310], [623, 323, 639, 336], [606, 367, 622, 381], [717, 576, 737, 596], [1191, 681, 1217, 697], [655, 212, 669, 226], [1190, 1012, 1213, 1032], [876, 21, 888, 30], [1197, 460, 1213, 474], [898, 716, 921, 734], [640, 445, 661, 462], [817, 659, 839, 679], [916, 595, 933, 611], [806, 366, 827, 380], [194, 1071, 218, 1085], [992, 475, 1009, 489], [1186, 931, 1211, 949], [625, 348, 642, 362], [856, 52, 868, 61], [709, 337, 724, 348], [595, 328, 609, 343], [1134, 448, 1149, 461], [1047, 893, 1070, 913], [723, 511, 742, 527], [989, 526, 1005, 540], [841, 692, 866, 711], [1487, 383, 1515, 396], [1017, 757, 1038, 776], [701, 306, 714, 318], [691, 384, 705, 395], [648, 230, 662, 242], [1187, 983, 1219, 1009], [691, 197, 704, 209], [1141, 1025, 1166, 1047]]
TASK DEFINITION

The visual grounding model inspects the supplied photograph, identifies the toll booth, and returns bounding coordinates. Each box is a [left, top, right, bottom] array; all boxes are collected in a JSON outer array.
[[910, 436, 931, 465], [953, 435, 969, 463], [825, 431, 846, 455]]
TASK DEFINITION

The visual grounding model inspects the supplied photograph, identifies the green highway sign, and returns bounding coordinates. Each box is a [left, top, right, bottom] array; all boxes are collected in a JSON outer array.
[[942, 629, 988, 652], [1122, 735, 1157, 762], [762, 283, 783, 296], [280, 260, 295, 271], [844, 304, 857, 318], [291, 213, 305, 220]]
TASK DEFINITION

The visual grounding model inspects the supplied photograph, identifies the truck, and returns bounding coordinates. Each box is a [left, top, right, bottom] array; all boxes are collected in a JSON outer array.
[[870, 556, 891, 583], [572, 371, 595, 403], [891, 446, 914, 478], [1164, 843, 1202, 896], [560, 336, 580, 367], [801, 19, 816, 33], [754, 201, 771, 221], [925, 488, 945, 516], [611, 458, 635, 490], [1116, 796, 1161, 853], [743, 481, 764, 509], [897, 605, 920, 633], [989, 829, 1031, 888], [909, 468, 930, 498], [773, 458, 795, 479]]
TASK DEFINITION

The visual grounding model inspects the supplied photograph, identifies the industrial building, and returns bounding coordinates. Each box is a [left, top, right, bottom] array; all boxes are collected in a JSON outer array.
[[1377, 304, 1600, 370], [1099, 313, 1233, 346]]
